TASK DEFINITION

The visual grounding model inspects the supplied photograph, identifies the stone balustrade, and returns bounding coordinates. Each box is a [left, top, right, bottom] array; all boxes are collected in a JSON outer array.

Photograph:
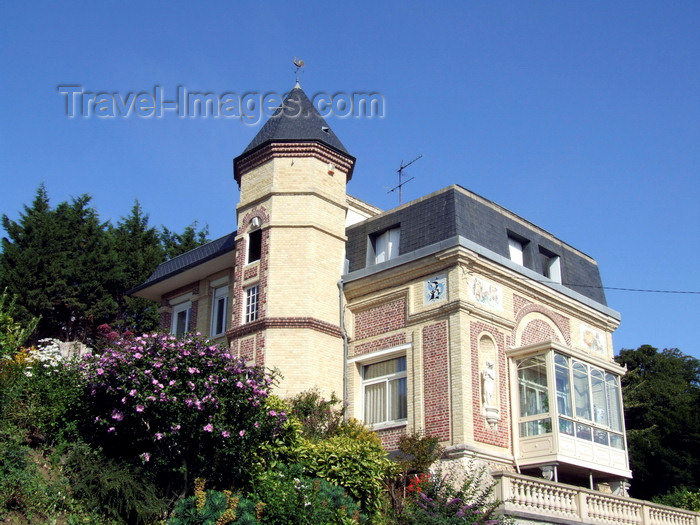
[[492, 471, 700, 525]]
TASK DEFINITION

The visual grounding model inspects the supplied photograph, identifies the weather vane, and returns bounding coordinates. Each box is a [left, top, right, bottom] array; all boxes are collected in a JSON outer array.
[[293, 57, 305, 84]]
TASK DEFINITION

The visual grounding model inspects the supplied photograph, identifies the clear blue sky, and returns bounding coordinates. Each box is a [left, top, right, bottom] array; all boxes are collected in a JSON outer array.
[[1, 1, 699, 359]]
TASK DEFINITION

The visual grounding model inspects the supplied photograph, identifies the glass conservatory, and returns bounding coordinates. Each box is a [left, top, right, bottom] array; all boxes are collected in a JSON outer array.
[[507, 341, 631, 485]]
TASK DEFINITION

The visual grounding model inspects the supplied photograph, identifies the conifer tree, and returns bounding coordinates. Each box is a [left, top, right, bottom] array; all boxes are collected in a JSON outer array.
[[160, 221, 210, 260], [112, 201, 165, 333]]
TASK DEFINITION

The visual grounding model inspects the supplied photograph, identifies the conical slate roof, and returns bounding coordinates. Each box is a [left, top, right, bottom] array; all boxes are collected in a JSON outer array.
[[241, 84, 350, 156]]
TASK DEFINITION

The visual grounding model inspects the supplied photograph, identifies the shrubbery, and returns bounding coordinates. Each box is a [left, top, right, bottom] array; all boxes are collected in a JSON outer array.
[[1, 323, 510, 524], [78, 332, 287, 497]]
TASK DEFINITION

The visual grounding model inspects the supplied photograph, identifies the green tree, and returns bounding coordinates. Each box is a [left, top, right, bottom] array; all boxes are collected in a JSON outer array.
[[161, 221, 210, 260], [1, 185, 57, 336], [2, 186, 211, 341], [2, 187, 121, 341], [615, 345, 700, 500], [112, 201, 165, 333]]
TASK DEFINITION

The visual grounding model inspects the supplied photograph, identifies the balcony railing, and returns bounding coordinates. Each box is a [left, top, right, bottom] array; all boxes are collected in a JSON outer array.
[[492, 472, 700, 525]]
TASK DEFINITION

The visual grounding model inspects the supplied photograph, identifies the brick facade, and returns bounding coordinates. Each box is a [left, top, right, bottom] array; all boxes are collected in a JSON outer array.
[[470, 321, 510, 448], [354, 297, 406, 340], [423, 321, 450, 441], [353, 333, 407, 356]]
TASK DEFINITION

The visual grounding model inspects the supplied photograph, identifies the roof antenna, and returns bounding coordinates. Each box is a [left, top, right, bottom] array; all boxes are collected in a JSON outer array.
[[293, 57, 305, 86], [388, 154, 422, 205]]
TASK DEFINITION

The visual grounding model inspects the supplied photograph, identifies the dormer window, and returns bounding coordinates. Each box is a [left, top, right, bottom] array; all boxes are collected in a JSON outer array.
[[371, 227, 400, 264], [539, 247, 562, 283]]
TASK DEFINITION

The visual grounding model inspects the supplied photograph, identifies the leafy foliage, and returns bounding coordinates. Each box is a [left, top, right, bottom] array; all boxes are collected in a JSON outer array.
[[401, 466, 505, 525], [298, 433, 394, 515], [384, 432, 444, 522], [78, 332, 287, 498], [616, 345, 700, 500], [654, 487, 700, 512], [286, 388, 345, 441], [63, 442, 166, 524], [169, 467, 363, 525], [0, 288, 39, 358], [0, 185, 210, 341]]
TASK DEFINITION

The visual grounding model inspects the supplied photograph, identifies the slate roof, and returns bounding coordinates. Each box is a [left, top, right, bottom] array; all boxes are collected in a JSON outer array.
[[239, 84, 350, 156], [128, 231, 236, 294], [345, 186, 610, 307]]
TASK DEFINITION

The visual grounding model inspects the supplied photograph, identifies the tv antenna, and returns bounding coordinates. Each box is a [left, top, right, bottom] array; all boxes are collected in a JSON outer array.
[[293, 57, 305, 84], [388, 154, 422, 205]]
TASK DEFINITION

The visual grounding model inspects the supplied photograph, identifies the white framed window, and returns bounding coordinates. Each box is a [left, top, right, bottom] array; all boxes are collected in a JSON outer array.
[[171, 301, 191, 338], [515, 349, 625, 449], [244, 285, 259, 323], [508, 236, 525, 266], [210, 286, 228, 337], [372, 227, 400, 264], [363, 356, 407, 427]]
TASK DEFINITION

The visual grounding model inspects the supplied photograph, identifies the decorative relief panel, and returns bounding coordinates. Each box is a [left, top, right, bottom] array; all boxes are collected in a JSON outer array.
[[469, 276, 502, 311], [424, 274, 447, 305], [579, 324, 606, 355]]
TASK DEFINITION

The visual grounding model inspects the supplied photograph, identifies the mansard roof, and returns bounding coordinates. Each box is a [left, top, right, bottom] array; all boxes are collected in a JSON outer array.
[[239, 84, 350, 156], [344, 185, 616, 315]]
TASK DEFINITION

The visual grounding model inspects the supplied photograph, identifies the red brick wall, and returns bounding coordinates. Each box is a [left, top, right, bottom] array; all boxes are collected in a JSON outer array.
[[229, 206, 270, 367], [512, 297, 571, 346], [354, 297, 406, 340], [423, 321, 450, 441], [521, 319, 561, 346], [239, 337, 255, 362], [353, 334, 407, 357], [377, 426, 407, 450], [470, 321, 510, 448]]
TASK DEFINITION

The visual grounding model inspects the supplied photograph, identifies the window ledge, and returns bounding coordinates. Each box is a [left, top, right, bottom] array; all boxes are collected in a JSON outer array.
[[369, 420, 407, 432]]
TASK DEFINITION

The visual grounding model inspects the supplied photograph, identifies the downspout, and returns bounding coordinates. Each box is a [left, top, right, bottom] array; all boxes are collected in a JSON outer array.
[[338, 279, 349, 423]]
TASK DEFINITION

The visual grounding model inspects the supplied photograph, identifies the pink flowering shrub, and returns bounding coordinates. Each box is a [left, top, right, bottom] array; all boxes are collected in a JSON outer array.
[[78, 332, 286, 497]]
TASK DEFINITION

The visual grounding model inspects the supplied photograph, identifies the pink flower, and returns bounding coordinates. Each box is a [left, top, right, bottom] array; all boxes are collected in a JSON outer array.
[[129, 389, 137, 396], [136, 405, 145, 412], [155, 433, 163, 440], [96, 368, 104, 375], [222, 431, 230, 438], [108, 427, 115, 433], [134, 353, 143, 359], [140, 452, 150, 462], [111, 410, 124, 421], [269, 410, 277, 416], [203, 423, 214, 432], [239, 430, 246, 437]]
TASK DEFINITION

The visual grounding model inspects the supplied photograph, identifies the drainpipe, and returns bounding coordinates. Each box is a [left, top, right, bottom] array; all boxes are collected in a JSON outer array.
[[338, 279, 349, 422]]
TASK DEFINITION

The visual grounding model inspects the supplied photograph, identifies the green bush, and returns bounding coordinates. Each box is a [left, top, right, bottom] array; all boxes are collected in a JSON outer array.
[[298, 434, 394, 516], [62, 441, 166, 524], [169, 466, 363, 525], [401, 466, 507, 525], [287, 388, 344, 441], [654, 487, 700, 512], [78, 332, 287, 498]]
